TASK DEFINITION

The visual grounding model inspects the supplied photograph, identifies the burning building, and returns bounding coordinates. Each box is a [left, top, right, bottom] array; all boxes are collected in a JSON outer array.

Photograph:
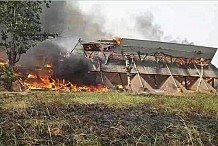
[[15, 52, 106, 92], [72, 38, 218, 93], [0, 41, 107, 92]]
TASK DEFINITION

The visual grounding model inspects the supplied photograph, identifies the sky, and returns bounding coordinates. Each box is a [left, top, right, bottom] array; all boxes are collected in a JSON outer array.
[[74, 1, 218, 48]]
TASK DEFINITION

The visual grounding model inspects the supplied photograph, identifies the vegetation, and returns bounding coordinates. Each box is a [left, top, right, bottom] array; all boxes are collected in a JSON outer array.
[[0, 1, 57, 90], [0, 91, 218, 145], [0, 66, 18, 89]]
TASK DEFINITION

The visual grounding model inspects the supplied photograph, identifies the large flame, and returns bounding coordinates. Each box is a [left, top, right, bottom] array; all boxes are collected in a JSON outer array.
[[22, 64, 107, 92], [0, 47, 208, 92], [0, 56, 107, 92]]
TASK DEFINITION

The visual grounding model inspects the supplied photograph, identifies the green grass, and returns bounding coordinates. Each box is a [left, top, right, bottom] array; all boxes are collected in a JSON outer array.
[[0, 91, 218, 145], [1, 91, 218, 117]]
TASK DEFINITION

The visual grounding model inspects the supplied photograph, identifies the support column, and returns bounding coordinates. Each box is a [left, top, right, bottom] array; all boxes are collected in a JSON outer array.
[[118, 73, 125, 91], [165, 63, 178, 89], [212, 78, 215, 88], [184, 76, 188, 89], [124, 55, 133, 90]]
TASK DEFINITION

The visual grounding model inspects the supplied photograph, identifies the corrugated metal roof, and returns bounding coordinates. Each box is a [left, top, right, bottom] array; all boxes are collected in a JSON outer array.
[[114, 38, 217, 59], [72, 38, 218, 77]]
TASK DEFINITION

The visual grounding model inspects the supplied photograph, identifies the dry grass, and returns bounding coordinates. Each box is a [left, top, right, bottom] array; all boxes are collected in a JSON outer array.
[[0, 91, 218, 145]]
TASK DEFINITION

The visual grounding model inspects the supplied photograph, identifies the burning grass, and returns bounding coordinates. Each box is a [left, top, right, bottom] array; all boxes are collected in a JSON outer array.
[[0, 92, 218, 145]]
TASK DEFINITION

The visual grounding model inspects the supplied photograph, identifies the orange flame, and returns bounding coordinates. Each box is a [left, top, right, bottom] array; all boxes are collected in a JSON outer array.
[[27, 73, 37, 79], [114, 37, 122, 45], [174, 58, 209, 66], [0, 57, 108, 92], [23, 71, 107, 92], [71, 84, 106, 92], [0, 59, 7, 67], [44, 64, 52, 68]]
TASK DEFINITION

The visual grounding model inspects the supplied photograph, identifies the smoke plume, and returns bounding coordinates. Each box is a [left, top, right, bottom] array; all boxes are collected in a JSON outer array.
[[18, 1, 194, 85], [41, 1, 111, 49], [135, 11, 193, 44], [19, 1, 110, 85], [135, 11, 164, 41]]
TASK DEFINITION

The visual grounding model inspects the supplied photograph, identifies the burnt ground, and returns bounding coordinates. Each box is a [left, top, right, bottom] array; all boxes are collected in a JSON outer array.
[[0, 92, 218, 146]]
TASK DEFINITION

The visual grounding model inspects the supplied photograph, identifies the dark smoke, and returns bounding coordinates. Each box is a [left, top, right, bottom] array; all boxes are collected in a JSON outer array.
[[64, 2, 111, 40], [135, 11, 164, 41], [19, 41, 64, 67], [41, 1, 111, 48], [135, 11, 193, 44], [41, 1, 66, 34], [19, 40, 97, 85], [18, 1, 195, 85], [52, 55, 97, 85], [19, 1, 110, 85]]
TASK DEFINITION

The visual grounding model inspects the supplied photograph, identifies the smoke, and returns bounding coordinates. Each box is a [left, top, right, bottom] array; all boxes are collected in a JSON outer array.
[[19, 40, 97, 85], [19, 41, 64, 67], [18, 1, 195, 85], [134, 11, 193, 44], [40, 1, 111, 50], [19, 1, 110, 85], [135, 11, 164, 41], [169, 38, 194, 45], [40, 1, 66, 34], [64, 2, 111, 40], [51, 54, 97, 85]]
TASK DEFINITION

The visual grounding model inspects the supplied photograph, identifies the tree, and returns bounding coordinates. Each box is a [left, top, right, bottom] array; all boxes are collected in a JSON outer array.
[[0, 1, 57, 91]]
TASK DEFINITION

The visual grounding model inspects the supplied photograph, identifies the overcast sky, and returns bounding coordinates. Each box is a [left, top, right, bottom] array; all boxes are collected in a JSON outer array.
[[74, 1, 218, 48]]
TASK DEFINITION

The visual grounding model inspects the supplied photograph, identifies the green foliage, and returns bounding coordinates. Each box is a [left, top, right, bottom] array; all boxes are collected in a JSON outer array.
[[0, 1, 57, 90], [0, 1, 57, 66], [0, 66, 19, 86]]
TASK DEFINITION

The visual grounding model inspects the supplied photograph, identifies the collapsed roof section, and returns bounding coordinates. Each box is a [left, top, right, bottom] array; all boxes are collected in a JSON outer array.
[[79, 38, 217, 59]]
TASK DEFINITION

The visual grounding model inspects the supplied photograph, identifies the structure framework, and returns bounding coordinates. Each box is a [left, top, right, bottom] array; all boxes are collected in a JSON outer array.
[[72, 38, 218, 93]]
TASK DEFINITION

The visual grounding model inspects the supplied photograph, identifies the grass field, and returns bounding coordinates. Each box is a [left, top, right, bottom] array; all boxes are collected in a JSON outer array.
[[0, 91, 218, 145]]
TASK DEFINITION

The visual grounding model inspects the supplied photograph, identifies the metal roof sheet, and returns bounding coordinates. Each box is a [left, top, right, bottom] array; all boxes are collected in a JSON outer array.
[[114, 38, 217, 59]]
